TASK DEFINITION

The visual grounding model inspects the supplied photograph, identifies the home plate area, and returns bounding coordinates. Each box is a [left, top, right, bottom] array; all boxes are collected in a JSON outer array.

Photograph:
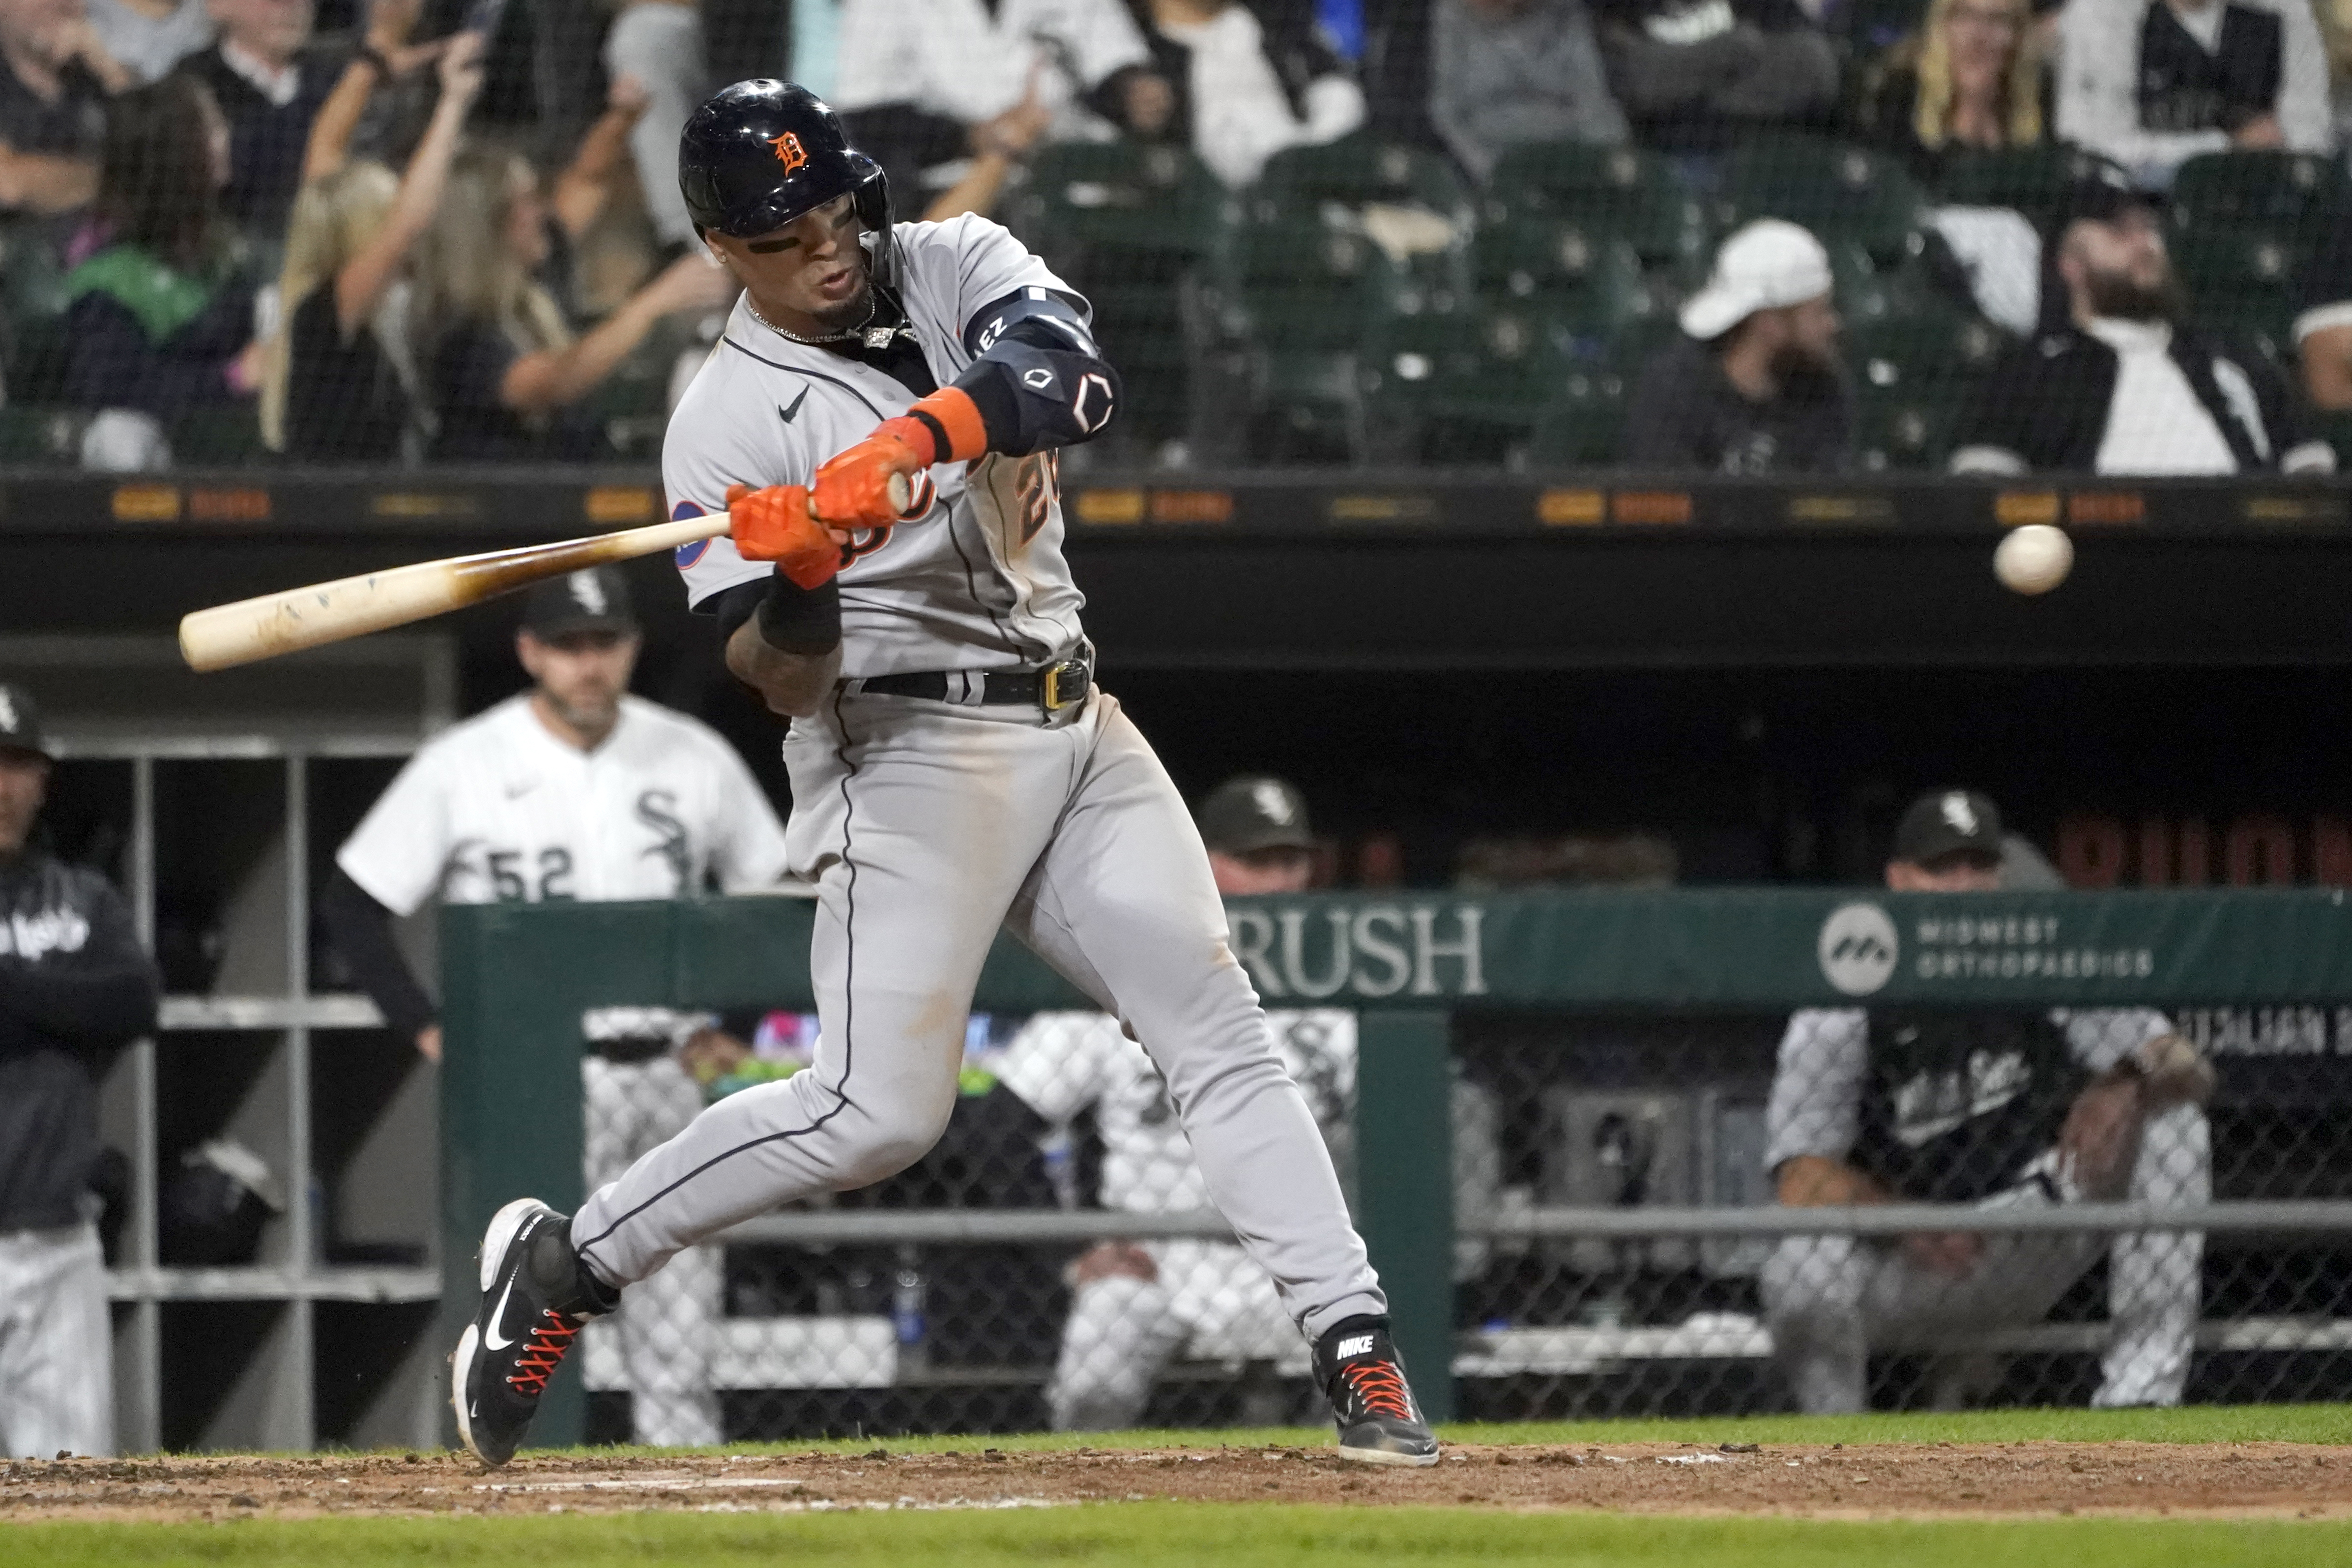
[[6, 1441, 2350, 1522]]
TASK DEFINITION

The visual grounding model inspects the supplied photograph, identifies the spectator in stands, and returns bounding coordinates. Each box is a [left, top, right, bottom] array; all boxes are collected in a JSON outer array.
[[0, 682, 162, 1461], [1620, 218, 1850, 473], [1427, 0, 1626, 184], [1949, 175, 2335, 474], [2293, 212, 2352, 410], [2056, 0, 2330, 189], [408, 145, 736, 462], [1591, 0, 1836, 147], [62, 73, 259, 466], [833, 0, 1171, 218], [1855, 0, 2047, 176], [999, 774, 1500, 1431], [260, 28, 483, 459], [1762, 787, 2216, 1412], [176, 0, 345, 234], [86, 0, 208, 83], [606, 0, 710, 253], [0, 0, 129, 216], [1129, 0, 1364, 190]]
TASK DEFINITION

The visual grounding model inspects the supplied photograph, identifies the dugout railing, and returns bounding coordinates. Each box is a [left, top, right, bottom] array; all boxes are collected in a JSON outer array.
[[441, 887, 2352, 1445]]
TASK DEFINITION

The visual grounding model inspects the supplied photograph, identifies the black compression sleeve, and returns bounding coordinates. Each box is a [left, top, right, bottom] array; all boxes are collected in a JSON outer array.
[[714, 573, 842, 657], [318, 870, 438, 1038]]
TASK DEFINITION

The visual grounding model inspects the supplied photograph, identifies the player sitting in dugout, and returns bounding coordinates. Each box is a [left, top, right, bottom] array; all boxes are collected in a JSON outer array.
[[996, 776, 1501, 1431], [1763, 788, 2216, 1413]]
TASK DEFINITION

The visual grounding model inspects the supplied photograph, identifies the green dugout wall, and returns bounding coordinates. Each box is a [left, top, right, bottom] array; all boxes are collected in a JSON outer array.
[[441, 887, 2352, 1445]]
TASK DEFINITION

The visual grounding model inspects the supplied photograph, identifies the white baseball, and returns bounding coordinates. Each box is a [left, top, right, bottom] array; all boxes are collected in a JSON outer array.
[[1994, 524, 2073, 595]]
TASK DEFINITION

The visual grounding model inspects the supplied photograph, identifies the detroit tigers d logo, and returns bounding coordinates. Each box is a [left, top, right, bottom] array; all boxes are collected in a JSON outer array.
[[768, 132, 808, 174]]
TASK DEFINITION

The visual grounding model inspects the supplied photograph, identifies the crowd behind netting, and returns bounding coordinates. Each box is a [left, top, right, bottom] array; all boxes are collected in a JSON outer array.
[[3, 0, 2352, 470]]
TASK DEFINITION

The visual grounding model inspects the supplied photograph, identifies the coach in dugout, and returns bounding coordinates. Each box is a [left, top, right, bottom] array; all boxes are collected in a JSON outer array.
[[319, 567, 791, 1448], [1762, 788, 2217, 1413], [0, 682, 161, 1459]]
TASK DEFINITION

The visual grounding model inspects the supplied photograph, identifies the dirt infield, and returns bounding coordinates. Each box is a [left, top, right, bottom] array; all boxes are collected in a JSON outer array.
[[5, 1441, 2348, 1524]]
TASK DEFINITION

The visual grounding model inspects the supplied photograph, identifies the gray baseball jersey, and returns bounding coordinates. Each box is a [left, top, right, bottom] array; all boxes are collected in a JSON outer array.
[[337, 695, 790, 914], [571, 219, 1387, 1350], [666, 214, 1088, 676]]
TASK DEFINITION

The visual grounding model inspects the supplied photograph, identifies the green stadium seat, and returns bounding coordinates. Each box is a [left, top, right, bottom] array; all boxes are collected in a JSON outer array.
[[1524, 362, 1635, 468], [2167, 151, 2347, 243], [2308, 409, 2352, 469], [0, 406, 86, 465], [1933, 145, 2122, 231], [1475, 221, 1657, 340], [169, 406, 268, 465], [1365, 305, 1583, 461], [1484, 142, 1710, 270], [1255, 133, 1469, 217], [1010, 140, 1228, 262], [1721, 136, 1926, 266], [1845, 312, 2008, 470]]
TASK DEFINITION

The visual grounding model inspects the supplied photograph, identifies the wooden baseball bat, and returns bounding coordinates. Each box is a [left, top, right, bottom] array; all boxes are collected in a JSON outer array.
[[178, 476, 907, 673]]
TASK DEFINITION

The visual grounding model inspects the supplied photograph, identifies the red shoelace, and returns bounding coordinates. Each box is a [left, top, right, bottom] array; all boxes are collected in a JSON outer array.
[[505, 1309, 584, 1397], [1339, 1359, 1413, 1422]]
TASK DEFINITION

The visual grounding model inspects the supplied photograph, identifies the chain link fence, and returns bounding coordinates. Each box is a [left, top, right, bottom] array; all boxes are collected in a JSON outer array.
[[566, 997, 2352, 1444]]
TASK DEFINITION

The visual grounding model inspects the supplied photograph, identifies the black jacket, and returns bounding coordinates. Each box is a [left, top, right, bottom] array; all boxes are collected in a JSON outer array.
[[1951, 321, 2332, 474], [0, 851, 161, 1232]]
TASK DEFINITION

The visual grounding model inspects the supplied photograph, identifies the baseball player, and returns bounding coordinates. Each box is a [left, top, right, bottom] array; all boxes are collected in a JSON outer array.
[[451, 81, 1439, 1469], [0, 683, 162, 1459], [321, 569, 789, 1447], [1762, 789, 2215, 1412]]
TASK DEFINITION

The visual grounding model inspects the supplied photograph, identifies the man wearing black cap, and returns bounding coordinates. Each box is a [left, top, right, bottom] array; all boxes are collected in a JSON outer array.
[[1195, 775, 1319, 896], [0, 682, 162, 1458], [317, 569, 789, 1448], [1949, 175, 2334, 477], [1758, 788, 2217, 1412]]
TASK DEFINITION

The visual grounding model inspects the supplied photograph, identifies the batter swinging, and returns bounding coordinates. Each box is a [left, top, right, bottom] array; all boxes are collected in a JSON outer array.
[[450, 80, 1439, 1469]]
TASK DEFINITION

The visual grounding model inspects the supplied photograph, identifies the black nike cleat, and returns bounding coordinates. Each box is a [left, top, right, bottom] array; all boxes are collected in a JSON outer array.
[[451, 1198, 616, 1468], [1314, 1314, 1440, 1467]]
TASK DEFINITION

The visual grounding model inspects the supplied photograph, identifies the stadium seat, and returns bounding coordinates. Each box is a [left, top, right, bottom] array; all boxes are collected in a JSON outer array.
[[0, 406, 86, 465], [1721, 136, 1926, 266], [1933, 145, 2122, 232], [1010, 140, 1228, 262], [1524, 361, 1635, 468], [1474, 220, 1660, 349], [1484, 142, 1710, 270], [1255, 133, 1470, 218], [169, 406, 269, 465], [2167, 151, 2347, 245], [1365, 304, 1588, 462], [1845, 312, 2009, 470]]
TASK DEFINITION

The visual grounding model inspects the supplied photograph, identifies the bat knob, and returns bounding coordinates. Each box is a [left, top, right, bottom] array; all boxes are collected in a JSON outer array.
[[887, 472, 911, 515]]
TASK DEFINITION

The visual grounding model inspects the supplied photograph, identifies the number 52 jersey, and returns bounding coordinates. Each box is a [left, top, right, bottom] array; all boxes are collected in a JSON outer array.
[[335, 694, 791, 916]]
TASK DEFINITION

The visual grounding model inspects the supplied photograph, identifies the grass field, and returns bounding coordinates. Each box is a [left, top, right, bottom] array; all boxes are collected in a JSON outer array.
[[7, 1405, 2350, 1566]]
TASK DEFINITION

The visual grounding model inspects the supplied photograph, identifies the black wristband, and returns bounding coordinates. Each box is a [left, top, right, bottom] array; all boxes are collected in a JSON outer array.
[[756, 571, 842, 654]]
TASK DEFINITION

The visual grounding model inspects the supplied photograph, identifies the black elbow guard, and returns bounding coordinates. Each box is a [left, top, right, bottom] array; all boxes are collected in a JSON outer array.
[[956, 290, 1121, 455]]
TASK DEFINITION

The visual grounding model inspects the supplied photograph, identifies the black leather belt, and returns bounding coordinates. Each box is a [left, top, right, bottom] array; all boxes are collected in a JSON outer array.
[[860, 655, 1093, 712]]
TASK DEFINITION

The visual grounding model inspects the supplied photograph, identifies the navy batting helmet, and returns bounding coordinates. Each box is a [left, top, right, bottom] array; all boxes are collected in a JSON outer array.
[[679, 80, 892, 263]]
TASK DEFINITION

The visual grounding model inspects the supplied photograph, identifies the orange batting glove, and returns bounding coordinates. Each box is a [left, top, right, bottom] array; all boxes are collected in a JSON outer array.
[[812, 388, 988, 527], [725, 483, 843, 591]]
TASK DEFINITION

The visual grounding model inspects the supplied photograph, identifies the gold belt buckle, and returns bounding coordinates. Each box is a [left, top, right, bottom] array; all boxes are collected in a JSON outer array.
[[1042, 660, 1088, 712]]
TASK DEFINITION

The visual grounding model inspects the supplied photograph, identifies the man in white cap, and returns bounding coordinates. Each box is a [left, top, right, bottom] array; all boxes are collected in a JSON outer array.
[[1620, 218, 1850, 473]]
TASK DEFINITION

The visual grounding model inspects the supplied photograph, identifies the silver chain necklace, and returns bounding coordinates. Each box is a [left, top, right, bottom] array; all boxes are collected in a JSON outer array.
[[746, 296, 865, 345], [747, 295, 912, 353]]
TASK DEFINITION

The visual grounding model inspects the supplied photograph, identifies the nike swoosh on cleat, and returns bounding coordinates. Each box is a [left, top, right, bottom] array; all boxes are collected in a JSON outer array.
[[482, 1272, 521, 1351], [778, 388, 809, 424]]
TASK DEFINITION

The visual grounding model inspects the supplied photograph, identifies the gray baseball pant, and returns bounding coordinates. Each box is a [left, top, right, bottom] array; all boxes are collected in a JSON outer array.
[[0, 1223, 113, 1458], [572, 690, 1386, 1342], [1762, 1104, 2210, 1412]]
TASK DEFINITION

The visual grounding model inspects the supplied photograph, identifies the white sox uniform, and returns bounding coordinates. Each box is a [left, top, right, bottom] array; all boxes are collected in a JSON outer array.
[[1000, 1009, 1357, 1428], [567, 213, 1391, 1354], [339, 693, 789, 1445]]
